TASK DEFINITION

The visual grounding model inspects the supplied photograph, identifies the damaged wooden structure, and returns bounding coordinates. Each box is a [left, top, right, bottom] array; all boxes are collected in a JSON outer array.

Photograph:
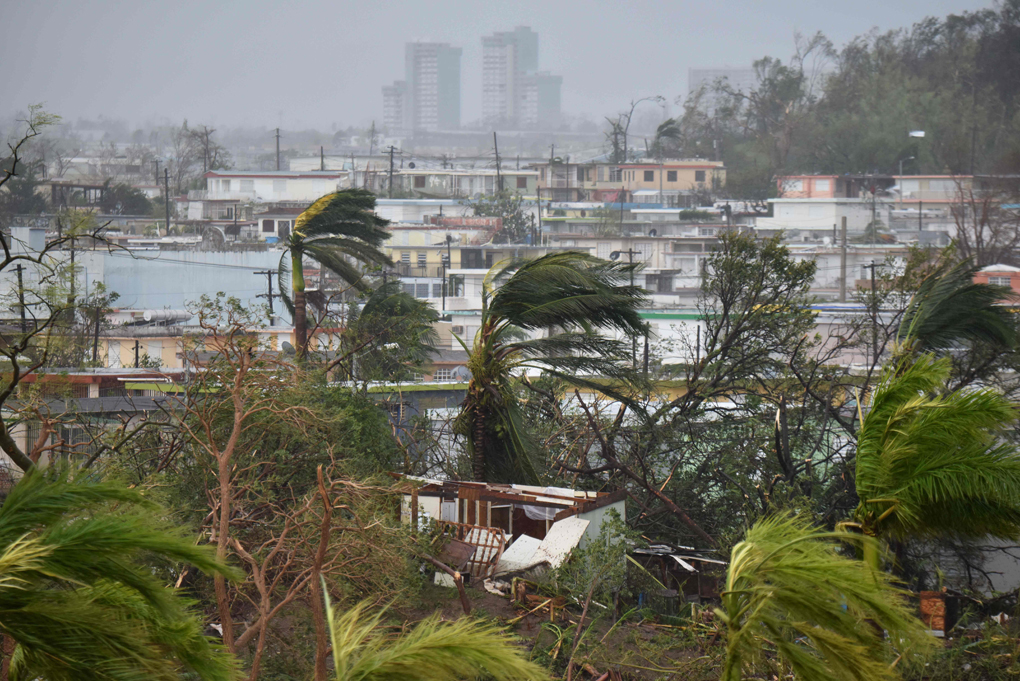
[[398, 477, 627, 580], [630, 544, 727, 603]]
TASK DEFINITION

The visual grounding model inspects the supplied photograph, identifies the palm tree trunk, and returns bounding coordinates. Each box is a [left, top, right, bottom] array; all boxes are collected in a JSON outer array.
[[292, 249, 308, 358], [472, 402, 487, 482]]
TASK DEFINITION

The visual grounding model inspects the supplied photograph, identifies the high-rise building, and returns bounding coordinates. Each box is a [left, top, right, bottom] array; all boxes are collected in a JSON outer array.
[[406, 42, 461, 131], [482, 26, 560, 129], [383, 42, 461, 132], [382, 81, 406, 133]]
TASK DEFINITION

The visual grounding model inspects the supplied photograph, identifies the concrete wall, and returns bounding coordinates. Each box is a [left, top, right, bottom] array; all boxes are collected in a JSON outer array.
[[78, 249, 291, 323]]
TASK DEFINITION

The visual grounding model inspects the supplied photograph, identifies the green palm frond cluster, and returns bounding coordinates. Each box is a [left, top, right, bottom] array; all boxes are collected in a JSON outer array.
[[0, 469, 241, 681], [326, 597, 548, 681], [456, 252, 647, 483], [278, 189, 393, 316], [855, 354, 1020, 542], [717, 514, 933, 681], [896, 258, 1016, 356]]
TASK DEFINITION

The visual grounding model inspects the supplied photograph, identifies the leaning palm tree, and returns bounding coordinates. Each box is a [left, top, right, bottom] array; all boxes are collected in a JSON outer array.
[[852, 353, 1020, 568], [454, 252, 647, 483], [895, 257, 1016, 359], [717, 514, 933, 681], [0, 469, 240, 681], [326, 597, 547, 681], [279, 189, 392, 357]]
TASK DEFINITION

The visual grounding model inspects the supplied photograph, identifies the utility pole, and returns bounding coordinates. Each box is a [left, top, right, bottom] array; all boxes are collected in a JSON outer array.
[[15, 265, 26, 334], [254, 270, 278, 325], [92, 305, 101, 362], [493, 132, 503, 193], [839, 216, 847, 303], [134, 341, 140, 368], [163, 168, 171, 235], [863, 261, 885, 366], [918, 200, 923, 232], [275, 128, 281, 171], [387, 146, 396, 199], [320, 146, 325, 171]]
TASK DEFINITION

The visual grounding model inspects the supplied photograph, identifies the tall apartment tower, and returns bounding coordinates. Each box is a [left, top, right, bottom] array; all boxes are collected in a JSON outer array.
[[382, 81, 407, 132], [383, 42, 461, 132], [482, 26, 560, 129]]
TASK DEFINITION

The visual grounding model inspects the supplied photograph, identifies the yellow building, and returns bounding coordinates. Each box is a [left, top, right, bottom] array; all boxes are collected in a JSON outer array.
[[532, 160, 726, 202]]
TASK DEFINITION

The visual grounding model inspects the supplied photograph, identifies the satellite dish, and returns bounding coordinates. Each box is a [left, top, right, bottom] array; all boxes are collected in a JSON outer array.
[[408, 162, 416, 169], [281, 341, 296, 356], [648, 229, 657, 237], [610, 251, 621, 261]]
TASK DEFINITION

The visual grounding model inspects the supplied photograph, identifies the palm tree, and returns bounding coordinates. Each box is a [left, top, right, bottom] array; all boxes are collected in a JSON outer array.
[[326, 597, 547, 681], [280, 190, 392, 357], [331, 280, 439, 383], [0, 469, 240, 681], [717, 514, 932, 681], [852, 354, 1020, 568], [454, 252, 647, 483], [895, 258, 1016, 358]]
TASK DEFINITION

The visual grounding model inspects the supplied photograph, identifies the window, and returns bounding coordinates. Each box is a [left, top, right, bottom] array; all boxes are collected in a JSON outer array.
[[677, 256, 696, 272], [220, 179, 231, 192], [262, 219, 275, 233], [402, 284, 414, 296], [240, 179, 254, 192], [147, 341, 161, 364], [635, 242, 652, 261], [667, 170, 677, 182], [516, 176, 527, 189], [814, 179, 831, 192], [401, 252, 411, 264], [576, 167, 585, 182], [990, 276, 1012, 287], [414, 176, 426, 188], [598, 166, 605, 182], [108, 341, 121, 368], [273, 179, 287, 193], [783, 178, 803, 192], [597, 242, 611, 259], [417, 252, 427, 267], [609, 167, 622, 183], [695, 170, 706, 183], [432, 283, 443, 297], [415, 283, 429, 298], [434, 368, 454, 381], [644, 170, 654, 182]]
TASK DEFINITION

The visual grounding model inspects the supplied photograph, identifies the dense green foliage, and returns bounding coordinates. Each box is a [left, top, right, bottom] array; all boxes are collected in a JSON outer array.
[[0, 469, 239, 681], [673, 2, 1020, 199], [455, 251, 646, 483]]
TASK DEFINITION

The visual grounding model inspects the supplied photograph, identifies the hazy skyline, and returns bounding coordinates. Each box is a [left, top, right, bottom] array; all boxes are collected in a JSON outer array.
[[1, 0, 994, 131]]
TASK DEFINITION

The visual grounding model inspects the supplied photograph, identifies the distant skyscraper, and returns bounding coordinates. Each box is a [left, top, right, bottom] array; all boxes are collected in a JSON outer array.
[[383, 42, 461, 132], [382, 81, 406, 132], [482, 26, 560, 129]]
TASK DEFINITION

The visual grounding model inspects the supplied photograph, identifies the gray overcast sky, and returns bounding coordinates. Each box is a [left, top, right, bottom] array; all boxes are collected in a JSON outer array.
[[0, 0, 995, 131]]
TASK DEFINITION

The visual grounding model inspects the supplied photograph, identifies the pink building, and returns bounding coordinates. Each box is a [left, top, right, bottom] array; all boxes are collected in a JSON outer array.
[[974, 264, 1020, 294]]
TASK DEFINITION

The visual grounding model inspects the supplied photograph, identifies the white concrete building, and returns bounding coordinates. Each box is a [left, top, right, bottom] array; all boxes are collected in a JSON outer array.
[[202, 170, 349, 203]]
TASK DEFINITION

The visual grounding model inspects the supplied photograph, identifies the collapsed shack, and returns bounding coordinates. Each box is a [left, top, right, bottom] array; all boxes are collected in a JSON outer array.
[[395, 476, 627, 581], [630, 544, 727, 608]]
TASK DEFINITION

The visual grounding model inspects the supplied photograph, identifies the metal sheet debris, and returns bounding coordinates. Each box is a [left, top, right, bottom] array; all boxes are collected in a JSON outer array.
[[531, 517, 590, 569], [493, 535, 544, 576], [672, 555, 697, 573]]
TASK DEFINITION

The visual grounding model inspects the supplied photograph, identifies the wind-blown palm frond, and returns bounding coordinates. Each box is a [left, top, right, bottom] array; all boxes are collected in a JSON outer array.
[[854, 354, 1020, 542], [0, 469, 240, 681], [283, 189, 394, 357], [897, 258, 1016, 355], [718, 514, 933, 681], [326, 597, 547, 681], [336, 281, 439, 382], [456, 252, 648, 483]]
